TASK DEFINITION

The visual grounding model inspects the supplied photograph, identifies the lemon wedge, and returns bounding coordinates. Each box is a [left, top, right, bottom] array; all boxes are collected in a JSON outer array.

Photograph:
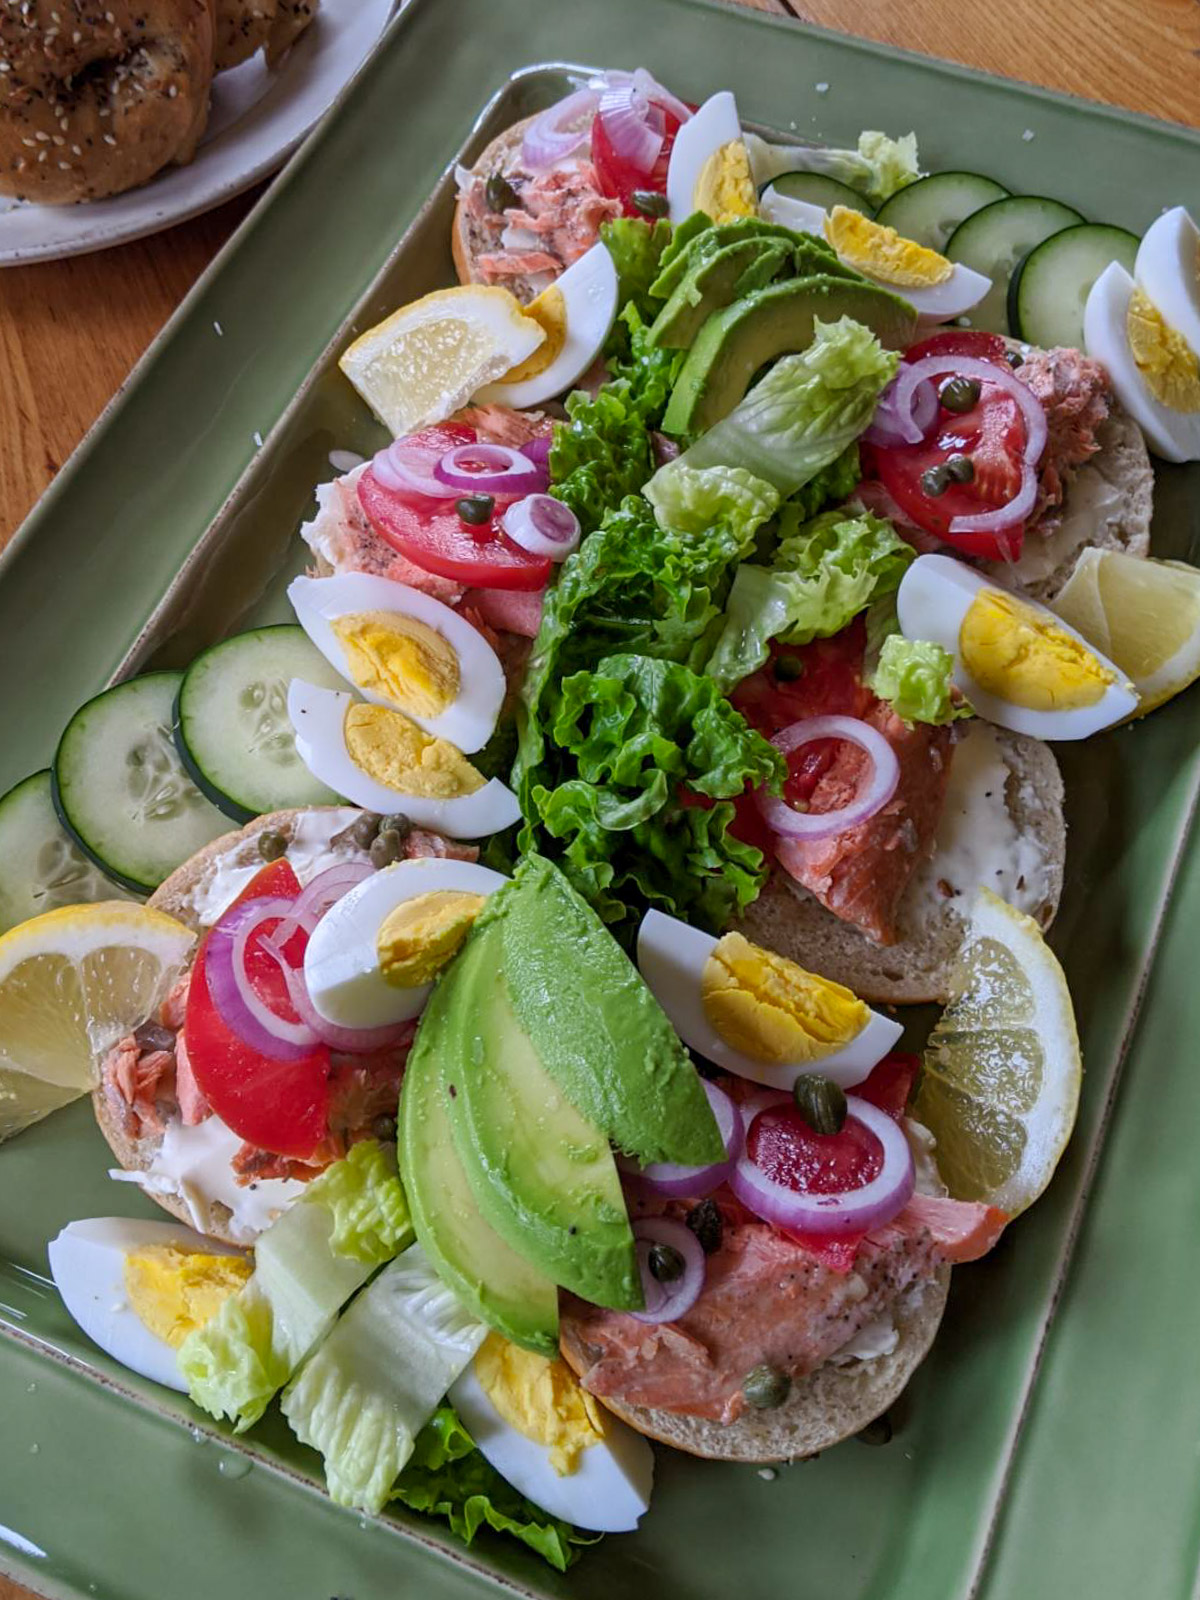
[[0, 903, 195, 1144], [339, 286, 546, 436], [1052, 548, 1200, 715], [914, 887, 1081, 1216]]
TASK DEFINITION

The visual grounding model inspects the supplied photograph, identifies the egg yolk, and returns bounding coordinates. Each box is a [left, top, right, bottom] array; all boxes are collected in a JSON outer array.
[[693, 141, 758, 223], [959, 588, 1116, 709], [824, 207, 953, 288], [331, 611, 460, 718], [497, 284, 567, 384], [474, 1332, 607, 1477], [1126, 288, 1200, 412], [376, 889, 484, 988], [343, 703, 485, 798], [123, 1245, 251, 1349], [701, 932, 869, 1063]]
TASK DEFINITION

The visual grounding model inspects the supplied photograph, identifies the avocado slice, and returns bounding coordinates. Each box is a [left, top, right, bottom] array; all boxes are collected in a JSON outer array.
[[662, 274, 918, 436], [652, 216, 837, 300], [399, 974, 560, 1356], [441, 928, 641, 1310], [649, 239, 793, 349], [493, 855, 725, 1167]]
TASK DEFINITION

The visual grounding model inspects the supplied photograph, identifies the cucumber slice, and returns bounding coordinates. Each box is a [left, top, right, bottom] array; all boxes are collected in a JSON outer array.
[[764, 172, 873, 216], [1008, 222, 1140, 351], [875, 171, 1010, 252], [0, 771, 138, 934], [946, 195, 1085, 334], [175, 625, 345, 823], [53, 673, 231, 895]]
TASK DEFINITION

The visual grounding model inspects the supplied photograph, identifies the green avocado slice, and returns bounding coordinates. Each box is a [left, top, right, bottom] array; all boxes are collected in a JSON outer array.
[[651, 215, 838, 299], [662, 273, 918, 436], [649, 239, 794, 349]]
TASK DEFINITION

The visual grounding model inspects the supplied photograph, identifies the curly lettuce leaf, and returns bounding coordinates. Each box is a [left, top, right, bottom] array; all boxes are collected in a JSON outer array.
[[644, 461, 780, 538], [705, 509, 913, 692], [745, 129, 922, 205], [599, 215, 671, 323], [651, 316, 899, 497], [549, 384, 656, 534], [316, 1138, 412, 1264], [393, 1407, 592, 1572], [604, 303, 684, 426], [867, 631, 971, 725]]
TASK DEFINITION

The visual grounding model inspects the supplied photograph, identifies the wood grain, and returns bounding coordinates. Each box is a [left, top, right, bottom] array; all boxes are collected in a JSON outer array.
[[0, 1, 1196, 1595]]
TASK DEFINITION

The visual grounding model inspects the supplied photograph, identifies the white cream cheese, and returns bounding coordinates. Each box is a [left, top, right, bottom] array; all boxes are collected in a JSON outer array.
[[185, 807, 368, 927], [298, 464, 368, 574], [828, 1313, 900, 1366], [909, 722, 1050, 926], [1005, 463, 1126, 586]]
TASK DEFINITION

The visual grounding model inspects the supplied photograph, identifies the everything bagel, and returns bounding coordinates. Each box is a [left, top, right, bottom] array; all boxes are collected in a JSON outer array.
[[214, 0, 317, 71]]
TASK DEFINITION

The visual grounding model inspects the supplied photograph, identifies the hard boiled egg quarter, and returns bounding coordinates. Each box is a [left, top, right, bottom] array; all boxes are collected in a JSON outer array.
[[49, 1218, 249, 1392], [636, 910, 903, 1091], [287, 680, 521, 837], [896, 554, 1138, 739], [760, 188, 991, 322], [1085, 255, 1200, 464], [666, 91, 758, 225], [476, 242, 619, 409], [303, 856, 508, 1028], [288, 573, 505, 755], [1135, 206, 1200, 361], [449, 1336, 654, 1534]]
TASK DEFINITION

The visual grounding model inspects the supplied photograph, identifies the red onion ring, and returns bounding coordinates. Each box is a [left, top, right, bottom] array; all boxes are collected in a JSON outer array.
[[520, 435, 552, 470], [731, 1096, 915, 1238], [892, 355, 1048, 470], [862, 375, 938, 448], [755, 716, 900, 841], [620, 1081, 743, 1200], [597, 85, 663, 175], [266, 861, 373, 951], [501, 494, 581, 561], [631, 1216, 707, 1325], [205, 898, 319, 1061], [433, 443, 545, 496], [631, 67, 692, 126], [372, 437, 459, 500], [521, 87, 602, 170], [258, 939, 415, 1056], [949, 459, 1038, 539]]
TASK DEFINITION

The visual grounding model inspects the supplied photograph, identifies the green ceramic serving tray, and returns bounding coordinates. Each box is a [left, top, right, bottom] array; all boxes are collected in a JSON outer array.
[[3, 3, 1200, 1596]]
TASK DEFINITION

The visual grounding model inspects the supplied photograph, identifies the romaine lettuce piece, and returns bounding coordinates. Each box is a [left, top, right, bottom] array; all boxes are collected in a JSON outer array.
[[868, 632, 972, 725], [644, 462, 780, 539]]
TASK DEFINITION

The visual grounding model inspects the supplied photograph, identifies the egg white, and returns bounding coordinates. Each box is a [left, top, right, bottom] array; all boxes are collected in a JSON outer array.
[[48, 1217, 246, 1392], [760, 187, 991, 322], [448, 1364, 653, 1534], [1136, 206, 1200, 361], [303, 857, 508, 1028], [666, 90, 745, 225], [636, 909, 903, 1091], [476, 242, 619, 408], [896, 553, 1139, 739], [1085, 259, 1200, 464], [286, 679, 521, 837], [288, 573, 505, 755]]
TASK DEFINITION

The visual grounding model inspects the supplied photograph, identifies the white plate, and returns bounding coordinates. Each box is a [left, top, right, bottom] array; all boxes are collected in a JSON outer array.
[[0, 0, 396, 265]]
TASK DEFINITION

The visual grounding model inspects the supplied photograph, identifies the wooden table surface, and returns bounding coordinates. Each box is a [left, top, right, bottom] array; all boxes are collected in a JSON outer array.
[[0, 0, 1196, 1594]]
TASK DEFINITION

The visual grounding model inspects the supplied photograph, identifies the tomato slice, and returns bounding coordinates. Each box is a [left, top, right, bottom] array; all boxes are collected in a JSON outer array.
[[903, 329, 1012, 368], [185, 860, 331, 1161], [591, 103, 685, 217]]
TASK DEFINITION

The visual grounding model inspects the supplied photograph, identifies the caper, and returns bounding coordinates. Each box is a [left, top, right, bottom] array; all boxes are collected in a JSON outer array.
[[456, 493, 495, 525], [792, 1073, 847, 1135], [631, 188, 670, 218], [945, 452, 975, 484], [133, 1020, 175, 1053], [938, 374, 982, 413], [742, 1363, 792, 1410], [370, 828, 405, 869], [1006, 348, 1024, 368], [334, 811, 381, 852], [774, 654, 804, 683], [647, 1243, 685, 1283], [686, 1197, 723, 1255], [856, 1412, 894, 1446], [378, 812, 413, 842], [920, 463, 951, 498], [257, 829, 288, 862], [485, 173, 519, 213]]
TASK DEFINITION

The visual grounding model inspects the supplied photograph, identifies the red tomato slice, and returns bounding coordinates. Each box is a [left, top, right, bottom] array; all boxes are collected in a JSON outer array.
[[903, 329, 1011, 368], [591, 103, 684, 217], [358, 469, 551, 592], [185, 861, 332, 1161]]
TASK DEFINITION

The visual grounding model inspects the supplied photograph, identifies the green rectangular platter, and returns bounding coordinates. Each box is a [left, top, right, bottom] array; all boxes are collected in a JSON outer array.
[[3, 2, 1200, 1596]]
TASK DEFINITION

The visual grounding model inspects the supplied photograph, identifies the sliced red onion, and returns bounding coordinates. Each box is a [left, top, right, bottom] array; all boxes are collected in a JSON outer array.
[[862, 375, 938, 448], [258, 939, 414, 1056], [893, 355, 1048, 471], [434, 443, 545, 496], [949, 459, 1038, 539], [263, 861, 374, 957], [205, 898, 318, 1061], [755, 716, 900, 841], [631, 67, 692, 126], [621, 1081, 743, 1200], [631, 1217, 707, 1325], [521, 87, 601, 169], [520, 435, 552, 469], [372, 436, 459, 499], [731, 1096, 915, 1238], [597, 85, 663, 175], [501, 494, 581, 561]]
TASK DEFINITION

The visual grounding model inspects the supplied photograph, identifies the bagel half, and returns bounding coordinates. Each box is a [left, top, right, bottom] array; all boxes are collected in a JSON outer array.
[[560, 1268, 950, 1462]]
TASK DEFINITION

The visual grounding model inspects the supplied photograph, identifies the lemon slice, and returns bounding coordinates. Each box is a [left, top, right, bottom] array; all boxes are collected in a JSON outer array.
[[914, 887, 1081, 1216], [1052, 549, 1200, 715], [0, 903, 195, 1144], [339, 286, 546, 436]]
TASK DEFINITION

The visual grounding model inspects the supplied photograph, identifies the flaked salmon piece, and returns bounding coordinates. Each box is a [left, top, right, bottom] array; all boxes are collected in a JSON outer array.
[[160, 975, 190, 1033], [102, 1036, 175, 1141], [477, 249, 564, 282], [173, 1032, 211, 1128], [879, 1193, 1007, 1263], [298, 467, 467, 602], [463, 586, 544, 640], [1016, 346, 1109, 526], [403, 829, 479, 864], [454, 404, 554, 448]]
